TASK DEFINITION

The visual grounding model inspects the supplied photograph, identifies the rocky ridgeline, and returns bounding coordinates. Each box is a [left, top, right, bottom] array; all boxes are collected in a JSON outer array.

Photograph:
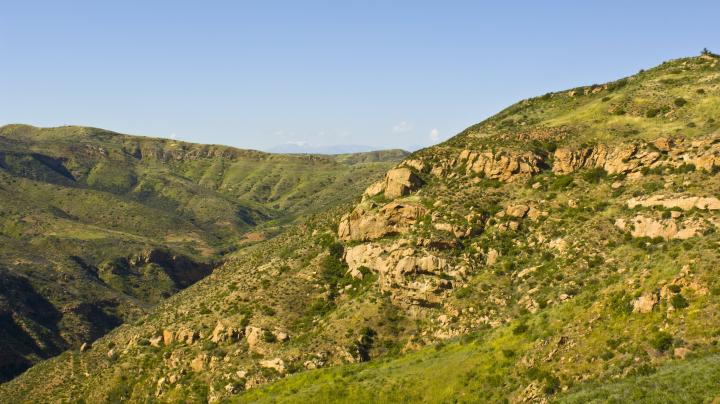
[[337, 133, 720, 325]]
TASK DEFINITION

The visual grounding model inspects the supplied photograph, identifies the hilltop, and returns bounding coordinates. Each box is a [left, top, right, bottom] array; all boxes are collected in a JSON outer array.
[[2, 52, 720, 403], [0, 124, 405, 382]]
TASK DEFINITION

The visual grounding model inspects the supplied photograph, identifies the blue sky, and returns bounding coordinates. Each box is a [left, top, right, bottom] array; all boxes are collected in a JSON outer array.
[[1, 1, 718, 151]]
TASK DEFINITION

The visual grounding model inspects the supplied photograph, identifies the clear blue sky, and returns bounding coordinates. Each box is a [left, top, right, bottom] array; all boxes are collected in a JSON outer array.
[[1, 1, 718, 151]]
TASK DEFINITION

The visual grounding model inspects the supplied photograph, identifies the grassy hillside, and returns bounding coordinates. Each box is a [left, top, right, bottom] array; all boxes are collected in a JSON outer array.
[[0, 124, 405, 382], [2, 52, 720, 403]]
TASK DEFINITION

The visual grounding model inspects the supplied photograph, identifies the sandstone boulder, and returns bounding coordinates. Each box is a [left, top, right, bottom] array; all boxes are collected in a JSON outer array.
[[259, 358, 286, 374], [338, 202, 426, 241], [485, 249, 499, 266], [384, 167, 424, 199], [163, 329, 174, 346], [211, 321, 242, 343], [506, 204, 530, 218], [343, 241, 456, 307], [402, 159, 426, 172], [176, 327, 199, 345], [191, 354, 208, 372], [617, 215, 703, 240], [245, 326, 263, 349], [633, 293, 658, 313]]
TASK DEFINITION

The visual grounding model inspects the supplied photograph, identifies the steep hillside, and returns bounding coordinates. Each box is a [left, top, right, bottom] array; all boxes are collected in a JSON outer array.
[[3, 53, 720, 403], [0, 124, 405, 382]]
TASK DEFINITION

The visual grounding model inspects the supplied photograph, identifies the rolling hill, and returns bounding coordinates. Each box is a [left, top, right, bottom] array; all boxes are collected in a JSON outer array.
[[0, 124, 405, 382]]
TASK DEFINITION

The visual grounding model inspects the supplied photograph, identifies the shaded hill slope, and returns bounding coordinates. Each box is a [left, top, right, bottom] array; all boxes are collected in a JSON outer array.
[[0, 124, 405, 382]]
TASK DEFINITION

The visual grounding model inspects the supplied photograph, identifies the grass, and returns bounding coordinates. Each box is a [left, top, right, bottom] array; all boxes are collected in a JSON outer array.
[[558, 354, 720, 403]]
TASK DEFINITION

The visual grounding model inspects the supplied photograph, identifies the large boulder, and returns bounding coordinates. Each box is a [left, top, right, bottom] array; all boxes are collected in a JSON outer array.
[[384, 168, 424, 199], [343, 241, 456, 307], [363, 167, 424, 200], [633, 293, 658, 314], [259, 358, 286, 374], [245, 326, 263, 350], [338, 202, 426, 241], [210, 321, 242, 343], [175, 327, 199, 345]]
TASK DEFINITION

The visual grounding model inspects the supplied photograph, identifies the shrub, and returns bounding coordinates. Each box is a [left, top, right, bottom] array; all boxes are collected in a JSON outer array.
[[456, 286, 472, 299], [676, 163, 696, 173], [550, 175, 574, 190], [674, 97, 688, 107], [259, 305, 276, 316], [600, 351, 615, 360], [651, 331, 674, 352], [262, 329, 277, 343], [671, 294, 689, 309], [582, 167, 607, 184], [512, 323, 529, 335], [349, 327, 376, 361]]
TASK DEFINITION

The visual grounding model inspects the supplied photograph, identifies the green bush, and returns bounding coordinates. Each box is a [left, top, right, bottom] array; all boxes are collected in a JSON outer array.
[[651, 331, 674, 352], [262, 329, 277, 343], [512, 323, 529, 335], [671, 294, 689, 309], [674, 97, 688, 107], [550, 175, 574, 190], [582, 167, 608, 184]]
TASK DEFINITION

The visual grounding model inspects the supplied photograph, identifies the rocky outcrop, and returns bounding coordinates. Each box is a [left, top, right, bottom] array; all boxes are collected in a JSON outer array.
[[338, 202, 426, 241], [401, 159, 427, 173], [259, 358, 286, 374], [627, 195, 720, 211], [458, 149, 543, 181], [210, 321, 242, 344], [364, 167, 424, 199], [245, 326, 263, 351], [343, 241, 463, 308], [615, 216, 704, 240], [633, 293, 658, 313], [175, 327, 199, 345], [553, 135, 720, 175], [553, 143, 660, 175]]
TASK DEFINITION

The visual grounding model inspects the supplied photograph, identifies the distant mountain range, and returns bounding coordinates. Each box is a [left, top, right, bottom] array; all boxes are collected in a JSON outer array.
[[266, 143, 423, 154]]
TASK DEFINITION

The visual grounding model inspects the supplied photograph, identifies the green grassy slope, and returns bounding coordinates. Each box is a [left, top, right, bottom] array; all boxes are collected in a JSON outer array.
[[0, 125, 405, 382], [2, 53, 720, 403]]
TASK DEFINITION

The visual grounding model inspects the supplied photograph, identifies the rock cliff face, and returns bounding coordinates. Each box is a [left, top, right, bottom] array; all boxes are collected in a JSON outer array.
[[552, 135, 720, 175], [363, 167, 425, 200], [337, 133, 720, 326], [458, 149, 544, 180], [343, 240, 467, 310], [338, 202, 426, 241]]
